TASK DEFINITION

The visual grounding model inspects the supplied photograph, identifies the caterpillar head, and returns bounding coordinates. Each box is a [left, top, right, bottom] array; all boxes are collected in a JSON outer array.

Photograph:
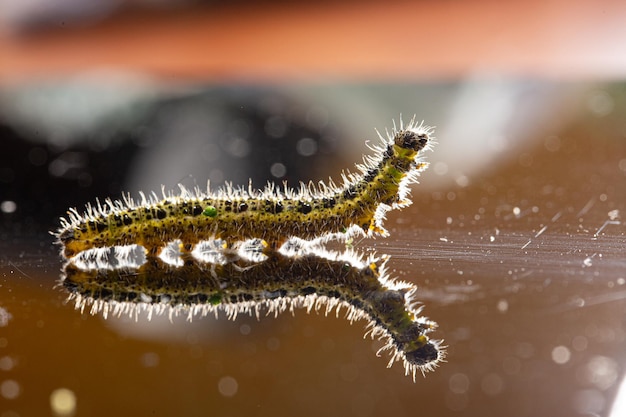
[[394, 129, 429, 152]]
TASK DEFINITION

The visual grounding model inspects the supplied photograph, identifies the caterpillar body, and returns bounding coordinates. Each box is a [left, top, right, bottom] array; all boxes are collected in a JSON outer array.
[[61, 247, 444, 379], [55, 118, 433, 259]]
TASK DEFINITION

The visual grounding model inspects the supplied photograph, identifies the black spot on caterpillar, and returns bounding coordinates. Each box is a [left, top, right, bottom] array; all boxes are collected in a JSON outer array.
[[60, 245, 444, 379], [54, 118, 433, 259]]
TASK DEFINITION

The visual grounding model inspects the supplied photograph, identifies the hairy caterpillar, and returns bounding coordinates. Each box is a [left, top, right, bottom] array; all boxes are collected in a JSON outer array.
[[55, 118, 433, 259], [61, 246, 444, 379]]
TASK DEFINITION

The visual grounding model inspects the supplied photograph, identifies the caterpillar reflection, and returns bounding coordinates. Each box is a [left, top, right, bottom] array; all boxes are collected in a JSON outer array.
[[61, 247, 444, 379], [55, 118, 433, 259]]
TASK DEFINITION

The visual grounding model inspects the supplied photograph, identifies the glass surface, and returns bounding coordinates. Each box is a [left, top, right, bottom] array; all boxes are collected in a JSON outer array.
[[1, 82, 625, 417]]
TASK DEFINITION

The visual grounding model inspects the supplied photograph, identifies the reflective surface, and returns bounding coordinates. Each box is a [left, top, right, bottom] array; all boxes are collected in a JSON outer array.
[[1, 82, 625, 417]]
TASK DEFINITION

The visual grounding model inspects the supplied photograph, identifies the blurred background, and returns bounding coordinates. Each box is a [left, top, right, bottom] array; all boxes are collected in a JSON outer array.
[[0, 1, 625, 416]]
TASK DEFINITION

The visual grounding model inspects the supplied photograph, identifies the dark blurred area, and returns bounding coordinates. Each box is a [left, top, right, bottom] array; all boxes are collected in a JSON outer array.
[[0, 87, 341, 239]]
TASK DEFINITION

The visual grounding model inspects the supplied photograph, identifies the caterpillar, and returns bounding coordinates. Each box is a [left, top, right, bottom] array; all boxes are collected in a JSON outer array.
[[54, 118, 434, 259], [60, 246, 444, 379]]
